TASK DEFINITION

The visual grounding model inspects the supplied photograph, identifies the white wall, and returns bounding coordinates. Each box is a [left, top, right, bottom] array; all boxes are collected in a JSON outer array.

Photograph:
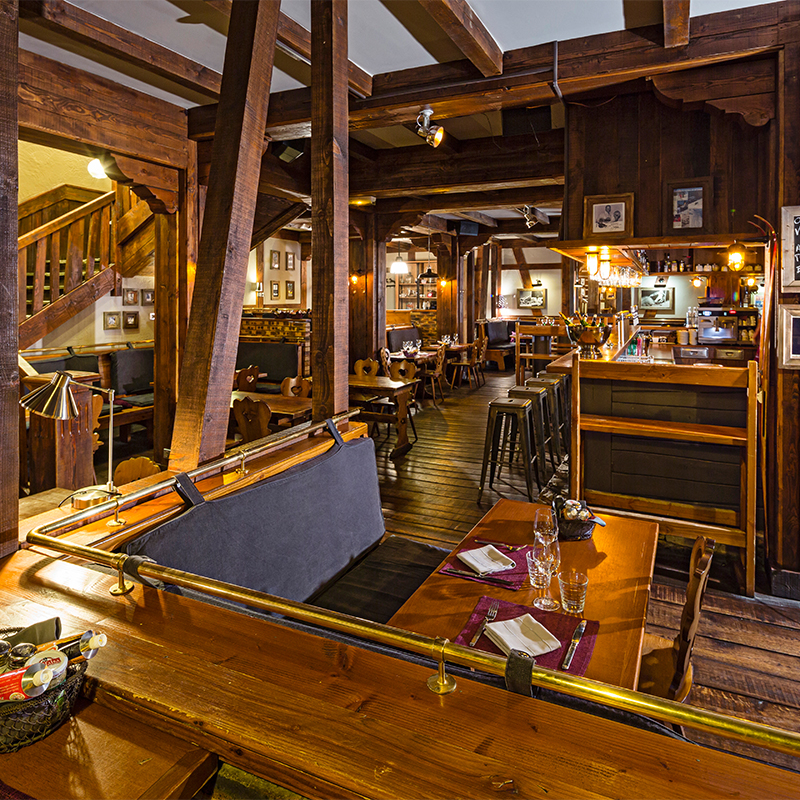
[[499, 247, 562, 316], [18, 141, 111, 202], [637, 274, 703, 319]]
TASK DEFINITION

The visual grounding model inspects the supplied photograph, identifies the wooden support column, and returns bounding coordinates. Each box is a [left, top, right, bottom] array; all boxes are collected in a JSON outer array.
[[490, 243, 501, 318], [436, 236, 458, 340], [311, 0, 349, 421], [169, 0, 280, 470], [464, 249, 475, 339], [154, 213, 179, 464], [348, 213, 384, 363], [0, 0, 18, 557]]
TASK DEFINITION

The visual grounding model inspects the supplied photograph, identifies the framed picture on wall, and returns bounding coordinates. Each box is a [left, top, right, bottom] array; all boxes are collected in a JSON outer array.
[[665, 177, 712, 234], [286, 252, 295, 271], [517, 288, 547, 310], [123, 311, 140, 329], [122, 288, 138, 306], [103, 311, 120, 330], [270, 250, 281, 270], [286, 281, 295, 300], [637, 287, 675, 313], [781, 206, 800, 292], [779, 305, 800, 368], [271, 281, 280, 300], [141, 289, 155, 306], [583, 193, 634, 239]]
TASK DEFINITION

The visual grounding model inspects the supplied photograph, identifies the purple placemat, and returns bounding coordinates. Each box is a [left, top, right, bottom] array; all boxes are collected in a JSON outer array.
[[454, 595, 599, 676], [438, 545, 531, 589], [0, 780, 35, 800]]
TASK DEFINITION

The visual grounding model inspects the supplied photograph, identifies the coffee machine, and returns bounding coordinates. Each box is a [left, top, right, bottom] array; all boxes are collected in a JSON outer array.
[[697, 306, 738, 345]]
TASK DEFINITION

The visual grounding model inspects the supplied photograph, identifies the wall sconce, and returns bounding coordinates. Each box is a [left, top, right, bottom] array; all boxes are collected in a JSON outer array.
[[254, 281, 263, 294], [416, 107, 444, 148], [20, 372, 122, 513], [727, 241, 746, 271], [691, 275, 705, 288], [439, 278, 448, 288], [390, 255, 409, 274], [87, 158, 107, 180]]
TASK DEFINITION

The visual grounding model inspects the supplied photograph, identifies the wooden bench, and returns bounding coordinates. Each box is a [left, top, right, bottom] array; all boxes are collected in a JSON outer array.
[[1, 698, 217, 800]]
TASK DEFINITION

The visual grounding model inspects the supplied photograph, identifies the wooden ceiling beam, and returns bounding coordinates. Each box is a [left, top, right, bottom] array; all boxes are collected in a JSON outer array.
[[375, 185, 564, 215], [451, 210, 497, 227], [493, 218, 561, 236], [251, 201, 307, 251], [416, 0, 502, 77], [663, 0, 691, 49], [20, 0, 222, 98], [203, 0, 372, 97], [169, 0, 281, 471]]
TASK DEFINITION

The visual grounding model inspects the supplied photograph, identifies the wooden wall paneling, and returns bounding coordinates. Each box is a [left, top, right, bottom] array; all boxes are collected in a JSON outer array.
[[372, 218, 387, 354], [436, 236, 457, 340], [561, 257, 573, 316], [464, 249, 475, 338], [709, 114, 732, 234], [0, 0, 18, 557], [182, 139, 198, 333], [168, 0, 280, 471], [348, 235, 368, 364], [18, 50, 189, 167], [490, 243, 500, 318], [63, 218, 83, 293], [456, 247, 466, 343], [310, 0, 349, 422], [154, 213, 179, 465], [637, 92, 662, 236], [564, 102, 585, 240]]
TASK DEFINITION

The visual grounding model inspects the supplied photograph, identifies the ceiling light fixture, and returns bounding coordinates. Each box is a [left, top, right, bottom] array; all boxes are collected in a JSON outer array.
[[390, 254, 409, 274], [416, 107, 444, 148], [586, 249, 599, 277], [87, 158, 106, 180], [522, 205, 537, 229], [727, 241, 747, 271]]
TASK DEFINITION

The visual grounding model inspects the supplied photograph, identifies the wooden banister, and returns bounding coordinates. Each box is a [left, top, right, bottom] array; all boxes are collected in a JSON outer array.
[[17, 190, 114, 249]]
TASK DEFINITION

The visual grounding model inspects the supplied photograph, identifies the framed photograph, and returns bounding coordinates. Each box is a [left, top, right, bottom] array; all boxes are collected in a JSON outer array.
[[517, 287, 547, 310], [637, 287, 675, 314], [149, 312, 156, 321], [286, 252, 295, 271], [123, 311, 139, 329], [122, 288, 139, 306], [781, 206, 800, 292], [270, 250, 281, 270], [665, 177, 712, 234], [271, 281, 280, 300], [286, 280, 295, 301], [141, 289, 155, 306], [583, 193, 634, 239], [103, 311, 120, 330], [654, 275, 669, 287], [779, 305, 800, 368]]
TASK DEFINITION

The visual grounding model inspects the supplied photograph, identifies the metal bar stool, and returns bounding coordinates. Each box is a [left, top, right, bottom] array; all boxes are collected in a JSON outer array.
[[508, 385, 549, 487], [535, 372, 571, 454], [478, 397, 537, 503], [524, 377, 564, 464]]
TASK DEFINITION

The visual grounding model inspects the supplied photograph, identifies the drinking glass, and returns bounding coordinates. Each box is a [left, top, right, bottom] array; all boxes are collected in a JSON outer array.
[[453, 333, 459, 344], [531, 538, 560, 611], [416, 339, 422, 351], [533, 507, 558, 545], [558, 570, 589, 614]]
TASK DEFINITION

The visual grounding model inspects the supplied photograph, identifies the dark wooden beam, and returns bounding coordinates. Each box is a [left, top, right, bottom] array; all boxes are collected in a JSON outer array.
[[204, 0, 372, 97], [492, 218, 561, 236], [451, 210, 497, 227], [20, 0, 222, 97], [311, 0, 349, 421], [169, 0, 280, 470], [663, 0, 691, 48], [0, 0, 18, 556], [417, 0, 502, 77], [375, 185, 564, 215], [351, 131, 563, 198], [348, 137, 379, 162], [251, 201, 307, 251], [101, 154, 179, 214]]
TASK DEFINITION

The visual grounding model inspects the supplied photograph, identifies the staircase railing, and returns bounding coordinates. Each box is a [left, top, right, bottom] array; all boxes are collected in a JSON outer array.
[[17, 190, 116, 320]]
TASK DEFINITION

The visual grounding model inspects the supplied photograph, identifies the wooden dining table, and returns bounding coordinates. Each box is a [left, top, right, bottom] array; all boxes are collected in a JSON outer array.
[[347, 374, 419, 458], [230, 390, 313, 425], [389, 498, 659, 690]]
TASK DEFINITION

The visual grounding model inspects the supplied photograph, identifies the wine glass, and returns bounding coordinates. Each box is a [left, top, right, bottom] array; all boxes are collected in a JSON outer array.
[[531, 538, 561, 611], [533, 507, 558, 545]]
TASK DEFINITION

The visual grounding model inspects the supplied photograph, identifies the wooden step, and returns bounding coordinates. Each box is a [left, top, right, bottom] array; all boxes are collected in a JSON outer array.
[[581, 413, 747, 447]]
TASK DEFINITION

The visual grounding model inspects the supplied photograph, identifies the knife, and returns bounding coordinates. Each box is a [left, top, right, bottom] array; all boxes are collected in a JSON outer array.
[[562, 620, 587, 670], [469, 607, 494, 646], [439, 568, 516, 587]]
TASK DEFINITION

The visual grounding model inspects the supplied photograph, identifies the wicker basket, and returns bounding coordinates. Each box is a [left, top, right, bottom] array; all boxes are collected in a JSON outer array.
[[558, 519, 596, 541], [0, 629, 87, 753]]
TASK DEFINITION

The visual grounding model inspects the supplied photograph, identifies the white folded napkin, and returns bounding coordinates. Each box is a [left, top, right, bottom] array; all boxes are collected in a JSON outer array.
[[485, 614, 561, 658], [456, 545, 515, 575]]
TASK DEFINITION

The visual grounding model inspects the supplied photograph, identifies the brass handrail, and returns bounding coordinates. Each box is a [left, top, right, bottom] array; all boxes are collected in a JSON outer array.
[[24, 525, 800, 759]]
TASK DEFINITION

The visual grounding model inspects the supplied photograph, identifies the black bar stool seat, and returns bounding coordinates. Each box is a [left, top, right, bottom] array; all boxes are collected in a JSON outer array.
[[508, 385, 551, 483], [525, 376, 567, 461]]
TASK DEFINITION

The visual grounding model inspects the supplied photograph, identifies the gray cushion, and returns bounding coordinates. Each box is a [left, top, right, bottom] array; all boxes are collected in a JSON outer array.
[[387, 327, 420, 352], [125, 437, 385, 603], [487, 321, 512, 345], [236, 341, 299, 382], [109, 348, 154, 395]]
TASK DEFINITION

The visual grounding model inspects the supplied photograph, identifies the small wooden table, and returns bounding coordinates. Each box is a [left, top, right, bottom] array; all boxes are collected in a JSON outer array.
[[348, 375, 419, 458], [230, 391, 313, 425], [389, 498, 659, 690]]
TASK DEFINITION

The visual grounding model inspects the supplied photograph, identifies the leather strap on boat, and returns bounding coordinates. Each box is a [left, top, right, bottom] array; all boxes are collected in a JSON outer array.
[[505, 649, 535, 696], [174, 473, 205, 507]]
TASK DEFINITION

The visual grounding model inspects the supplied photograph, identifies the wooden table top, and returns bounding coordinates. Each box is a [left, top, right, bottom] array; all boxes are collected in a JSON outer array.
[[231, 390, 312, 419], [348, 374, 418, 395], [389, 498, 658, 690]]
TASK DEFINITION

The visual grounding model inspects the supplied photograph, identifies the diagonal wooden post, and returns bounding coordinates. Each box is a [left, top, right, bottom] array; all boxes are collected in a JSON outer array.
[[0, 0, 19, 557], [311, 0, 349, 421], [169, 0, 280, 471]]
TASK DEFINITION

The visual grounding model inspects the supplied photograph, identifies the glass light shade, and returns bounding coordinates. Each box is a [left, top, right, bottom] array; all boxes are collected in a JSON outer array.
[[427, 126, 444, 148], [419, 266, 438, 281], [87, 159, 106, 180], [691, 276, 703, 288], [728, 242, 746, 270], [20, 371, 78, 420], [390, 258, 409, 274], [598, 257, 611, 281], [586, 252, 599, 277]]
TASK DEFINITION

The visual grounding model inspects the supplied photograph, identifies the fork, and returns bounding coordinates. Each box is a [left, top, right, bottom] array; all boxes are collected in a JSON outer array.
[[469, 599, 500, 647], [474, 538, 526, 552]]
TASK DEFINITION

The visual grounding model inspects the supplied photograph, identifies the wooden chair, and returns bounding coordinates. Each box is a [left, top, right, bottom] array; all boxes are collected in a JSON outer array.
[[280, 376, 311, 398], [113, 456, 162, 486], [637, 536, 716, 703], [354, 358, 380, 377], [448, 342, 479, 389], [476, 337, 488, 386], [233, 364, 260, 391], [379, 347, 392, 377], [419, 344, 446, 406], [232, 397, 273, 444], [374, 360, 419, 442]]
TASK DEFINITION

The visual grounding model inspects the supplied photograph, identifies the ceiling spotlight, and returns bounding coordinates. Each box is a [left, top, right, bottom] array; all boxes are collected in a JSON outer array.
[[522, 205, 538, 229], [416, 108, 444, 148]]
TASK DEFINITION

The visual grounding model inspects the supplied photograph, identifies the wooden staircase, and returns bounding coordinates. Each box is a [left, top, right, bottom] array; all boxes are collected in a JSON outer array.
[[17, 184, 153, 349]]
